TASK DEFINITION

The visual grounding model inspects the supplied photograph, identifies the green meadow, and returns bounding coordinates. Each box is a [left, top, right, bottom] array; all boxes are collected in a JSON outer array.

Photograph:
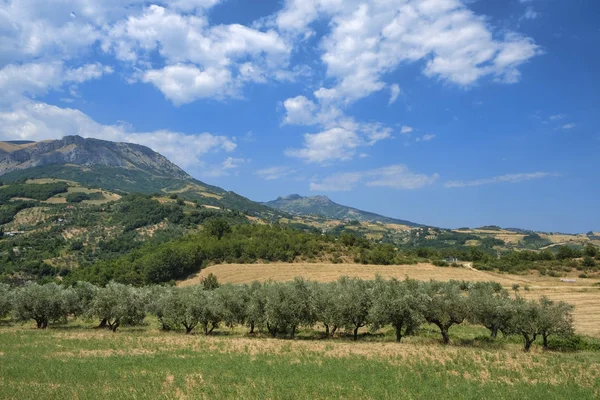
[[1, 321, 599, 399]]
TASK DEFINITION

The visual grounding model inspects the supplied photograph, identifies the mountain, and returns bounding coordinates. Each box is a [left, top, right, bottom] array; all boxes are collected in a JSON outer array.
[[264, 194, 423, 227], [0, 135, 189, 179], [0, 136, 279, 219]]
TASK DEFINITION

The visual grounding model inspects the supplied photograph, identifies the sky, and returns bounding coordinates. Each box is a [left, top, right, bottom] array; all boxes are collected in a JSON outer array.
[[0, 0, 598, 233]]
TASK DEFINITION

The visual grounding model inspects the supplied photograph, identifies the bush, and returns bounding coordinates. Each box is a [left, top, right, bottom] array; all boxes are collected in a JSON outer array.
[[66, 192, 91, 203]]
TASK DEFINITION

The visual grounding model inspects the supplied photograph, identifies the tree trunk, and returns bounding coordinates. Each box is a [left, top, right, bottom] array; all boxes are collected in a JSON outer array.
[[523, 333, 536, 352], [394, 323, 403, 343], [353, 326, 359, 341], [324, 324, 329, 337], [249, 322, 255, 334], [111, 320, 120, 333], [203, 322, 209, 335], [185, 325, 193, 334], [331, 326, 337, 337], [98, 318, 108, 329], [36, 319, 43, 329], [209, 323, 216, 334], [290, 325, 296, 339], [490, 326, 498, 339], [542, 334, 549, 349]]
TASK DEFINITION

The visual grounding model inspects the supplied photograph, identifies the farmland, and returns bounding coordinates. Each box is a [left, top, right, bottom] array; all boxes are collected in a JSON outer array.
[[182, 263, 600, 337]]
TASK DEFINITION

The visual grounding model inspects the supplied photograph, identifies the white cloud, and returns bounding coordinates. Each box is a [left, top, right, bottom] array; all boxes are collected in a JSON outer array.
[[444, 172, 559, 188], [286, 127, 361, 163], [417, 133, 436, 141], [400, 125, 414, 134], [277, 0, 541, 106], [256, 166, 296, 180], [282, 96, 318, 125], [389, 84, 401, 105], [521, 7, 538, 20], [105, 5, 291, 104], [143, 64, 233, 105], [562, 123, 576, 130], [0, 62, 112, 103], [549, 113, 566, 121], [0, 101, 236, 170], [310, 164, 439, 192]]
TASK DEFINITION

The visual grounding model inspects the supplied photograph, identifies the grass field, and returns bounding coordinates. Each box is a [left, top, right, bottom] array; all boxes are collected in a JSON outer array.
[[1, 321, 599, 399], [180, 263, 600, 337]]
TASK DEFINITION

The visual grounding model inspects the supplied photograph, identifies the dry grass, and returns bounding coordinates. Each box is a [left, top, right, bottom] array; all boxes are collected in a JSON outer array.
[[3, 207, 50, 229], [179, 262, 600, 337]]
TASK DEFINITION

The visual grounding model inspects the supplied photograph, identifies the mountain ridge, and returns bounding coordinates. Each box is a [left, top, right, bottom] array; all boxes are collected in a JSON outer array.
[[264, 194, 424, 227]]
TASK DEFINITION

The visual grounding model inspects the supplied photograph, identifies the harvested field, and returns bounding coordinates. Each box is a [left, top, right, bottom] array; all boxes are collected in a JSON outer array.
[[179, 263, 600, 337]]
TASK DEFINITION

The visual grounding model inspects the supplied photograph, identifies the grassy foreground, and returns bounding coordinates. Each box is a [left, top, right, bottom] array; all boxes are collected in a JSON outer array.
[[1, 321, 599, 399]]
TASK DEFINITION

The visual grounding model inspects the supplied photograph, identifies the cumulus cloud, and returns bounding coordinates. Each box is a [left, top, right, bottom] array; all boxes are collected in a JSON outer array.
[[310, 164, 439, 192], [105, 5, 291, 104], [0, 62, 112, 103], [0, 101, 236, 170], [277, 0, 541, 105], [444, 172, 559, 188]]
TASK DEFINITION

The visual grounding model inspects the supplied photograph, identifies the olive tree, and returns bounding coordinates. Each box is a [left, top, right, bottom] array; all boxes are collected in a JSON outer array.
[[12, 283, 70, 328], [537, 296, 574, 349], [215, 284, 247, 329], [88, 282, 148, 332], [506, 297, 542, 352], [423, 281, 470, 344], [0, 283, 13, 320], [311, 281, 342, 337], [197, 289, 221, 335], [245, 281, 267, 334], [264, 282, 297, 338], [468, 283, 512, 338], [335, 277, 372, 341], [369, 278, 429, 342]]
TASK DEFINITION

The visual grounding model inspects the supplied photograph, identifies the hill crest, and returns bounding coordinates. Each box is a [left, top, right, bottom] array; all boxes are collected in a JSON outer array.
[[265, 194, 423, 227]]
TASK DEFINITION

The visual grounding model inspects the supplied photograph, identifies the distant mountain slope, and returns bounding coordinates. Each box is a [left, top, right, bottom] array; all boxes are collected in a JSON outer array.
[[264, 194, 423, 227], [0, 135, 189, 179], [0, 136, 279, 219]]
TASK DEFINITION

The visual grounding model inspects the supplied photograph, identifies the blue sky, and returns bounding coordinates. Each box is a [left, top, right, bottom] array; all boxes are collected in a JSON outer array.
[[0, 0, 598, 233]]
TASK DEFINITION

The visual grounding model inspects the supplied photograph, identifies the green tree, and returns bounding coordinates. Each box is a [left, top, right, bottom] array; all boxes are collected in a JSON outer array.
[[506, 297, 542, 352], [311, 281, 341, 337], [537, 296, 574, 349], [423, 281, 470, 344], [201, 273, 220, 290], [468, 283, 512, 338], [0, 283, 12, 319], [582, 256, 596, 268], [12, 283, 70, 329], [245, 281, 267, 334], [204, 218, 232, 240], [369, 278, 428, 342], [215, 284, 247, 329], [88, 282, 148, 332], [335, 277, 372, 341], [584, 244, 598, 258]]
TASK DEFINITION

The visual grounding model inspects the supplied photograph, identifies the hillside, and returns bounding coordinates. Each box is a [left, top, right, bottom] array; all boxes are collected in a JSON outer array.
[[0, 136, 279, 219], [265, 194, 423, 227]]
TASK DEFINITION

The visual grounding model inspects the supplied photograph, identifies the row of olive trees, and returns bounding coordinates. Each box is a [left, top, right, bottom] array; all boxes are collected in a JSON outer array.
[[0, 278, 574, 351]]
